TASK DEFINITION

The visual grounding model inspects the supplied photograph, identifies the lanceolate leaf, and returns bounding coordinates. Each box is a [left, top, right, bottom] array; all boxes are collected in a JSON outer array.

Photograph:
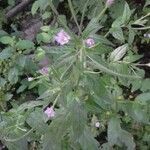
[[122, 2, 131, 24], [8, 67, 19, 84], [110, 44, 128, 61], [87, 55, 140, 79]]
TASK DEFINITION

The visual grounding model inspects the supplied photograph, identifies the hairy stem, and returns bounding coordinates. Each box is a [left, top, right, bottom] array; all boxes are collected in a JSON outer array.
[[68, 0, 82, 35]]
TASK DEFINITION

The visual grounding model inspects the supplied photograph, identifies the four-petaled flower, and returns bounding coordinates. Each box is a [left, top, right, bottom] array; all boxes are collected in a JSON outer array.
[[54, 30, 71, 45], [85, 38, 95, 47], [44, 106, 55, 118]]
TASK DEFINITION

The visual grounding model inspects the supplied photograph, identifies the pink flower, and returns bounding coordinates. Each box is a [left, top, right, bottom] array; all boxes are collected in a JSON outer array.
[[39, 67, 49, 75], [54, 30, 71, 45], [85, 38, 95, 47], [95, 122, 100, 128], [106, 0, 114, 7], [44, 106, 55, 118]]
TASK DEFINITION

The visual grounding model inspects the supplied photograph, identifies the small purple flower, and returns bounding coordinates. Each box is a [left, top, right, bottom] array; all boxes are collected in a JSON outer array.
[[54, 30, 71, 45], [106, 0, 114, 7], [85, 38, 95, 47], [95, 122, 100, 128], [44, 106, 55, 118], [39, 67, 49, 75], [28, 77, 34, 81]]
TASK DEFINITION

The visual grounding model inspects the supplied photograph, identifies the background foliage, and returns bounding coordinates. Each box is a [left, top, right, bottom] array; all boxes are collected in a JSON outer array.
[[0, 0, 150, 150]]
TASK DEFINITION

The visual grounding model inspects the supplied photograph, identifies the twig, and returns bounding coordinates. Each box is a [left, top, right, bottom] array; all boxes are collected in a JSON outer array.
[[6, 0, 35, 20]]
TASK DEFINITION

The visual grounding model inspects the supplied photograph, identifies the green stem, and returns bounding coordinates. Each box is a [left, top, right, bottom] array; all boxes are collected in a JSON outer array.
[[79, 0, 90, 30], [136, 12, 150, 22], [132, 26, 150, 30], [68, 0, 82, 35], [49, 0, 73, 36], [104, 31, 110, 37], [96, 6, 108, 22], [52, 93, 61, 107], [4, 128, 34, 142]]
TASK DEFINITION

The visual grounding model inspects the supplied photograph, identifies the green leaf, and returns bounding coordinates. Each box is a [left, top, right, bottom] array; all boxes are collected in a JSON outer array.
[[17, 84, 27, 93], [110, 27, 124, 42], [42, 11, 52, 20], [110, 44, 128, 61], [128, 26, 135, 45], [8, 67, 19, 84], [49, 109, 71, 139], [141, 79, 150, 92], [0, 77, 7, 87], [0, 47, 13, 60], [16, 40, 34, 50], [122, 2, 131, 24], [26, 108, 48, 133], [136, 93, 150, 104], [5, 93, 13, 101], [31, 1, 39, 15], [0, 30, 8, 37], [83, 18, 103, 37], [108, 117, 135, 150], [88, 55, 140, 79], [40, 26, 51, 32], [42, 133, 61, 150], [69, 100, 87, 140], [0, 36, 14, 46], [36, 32, 52, 43], [79, 129, 99, 150], [17, 55, 27, 67], [17, 101, 44, 112], [118, 102, 149, 124]]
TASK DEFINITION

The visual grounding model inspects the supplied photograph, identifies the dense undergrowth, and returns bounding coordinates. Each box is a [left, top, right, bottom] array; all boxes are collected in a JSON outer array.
[[0, 0, 150, 150]]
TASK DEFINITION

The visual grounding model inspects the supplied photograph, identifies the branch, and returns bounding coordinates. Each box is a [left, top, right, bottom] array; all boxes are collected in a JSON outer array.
[[6, 0, 35, 20]]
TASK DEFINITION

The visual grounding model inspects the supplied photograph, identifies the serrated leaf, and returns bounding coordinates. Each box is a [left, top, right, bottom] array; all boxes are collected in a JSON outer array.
[[83, 18, 103, 37], [122, 2, 131, 24], [0, 36, 14, 46], [8, 67, 19, 84], [36, 32, 52, 43], [110, 27, 124, 42], [17, 84, 27, 93], [110, 44, 128, 61], [0, 30, 8, 37], [136, 93, 150, 104], [69, 100, 87, 140], [108, 117, 135, 150], [17, 55, 27, 67], [42, 133, 61, 150], [0, 47, 13, 60], [79, 129, 99, 150], [141, 79, 150, 92], [17, 101, 44, 112], [26, 108, 48, 133], [118, 102, 149, 124], [0, 77, 7, 87], [16, 40, 34, 50], [88, 55, 140, 79]]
